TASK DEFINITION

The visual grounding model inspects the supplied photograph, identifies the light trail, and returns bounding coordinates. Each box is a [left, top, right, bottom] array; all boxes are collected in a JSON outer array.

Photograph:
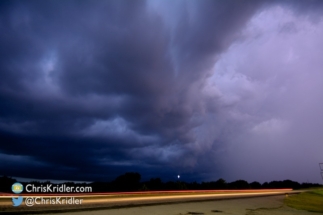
[[0, 189, 296, 203], [0, 188, 293, 197], [0, 189, 303, 209]]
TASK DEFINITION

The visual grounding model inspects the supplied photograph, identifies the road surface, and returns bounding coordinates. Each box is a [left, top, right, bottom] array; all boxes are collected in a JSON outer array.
[[0, 189, 303, 214]]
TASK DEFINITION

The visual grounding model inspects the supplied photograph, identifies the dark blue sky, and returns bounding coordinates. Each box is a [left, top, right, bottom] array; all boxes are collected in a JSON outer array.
[[1, 0, 323, 183]]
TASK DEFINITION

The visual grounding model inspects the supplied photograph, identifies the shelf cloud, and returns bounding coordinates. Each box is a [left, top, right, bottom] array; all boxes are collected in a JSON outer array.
[[1, 0, 323, 183]]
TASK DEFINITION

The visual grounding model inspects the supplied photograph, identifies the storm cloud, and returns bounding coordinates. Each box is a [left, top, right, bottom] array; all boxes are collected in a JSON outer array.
[[0, 0, 323, 183]]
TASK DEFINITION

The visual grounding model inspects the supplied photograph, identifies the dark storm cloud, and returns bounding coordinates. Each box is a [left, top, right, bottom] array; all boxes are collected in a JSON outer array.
[[1, 0, 323, 183]]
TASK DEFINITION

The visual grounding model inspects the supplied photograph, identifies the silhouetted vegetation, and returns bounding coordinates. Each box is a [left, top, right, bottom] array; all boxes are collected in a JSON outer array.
[[0, 175, 16, 192], [112, 172, 141, 191], [0, 174, 322, 193]]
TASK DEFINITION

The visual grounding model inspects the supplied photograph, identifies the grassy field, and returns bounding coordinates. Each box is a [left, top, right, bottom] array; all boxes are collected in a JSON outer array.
[[284, 189, 323, 213]]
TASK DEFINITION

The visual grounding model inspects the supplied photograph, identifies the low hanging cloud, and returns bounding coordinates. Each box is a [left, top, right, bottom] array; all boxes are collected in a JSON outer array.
[[0, 0, 323, 183]]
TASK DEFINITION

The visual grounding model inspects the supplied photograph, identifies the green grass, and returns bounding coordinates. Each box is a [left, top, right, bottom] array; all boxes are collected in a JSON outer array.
[[284, 190, 323, 213]]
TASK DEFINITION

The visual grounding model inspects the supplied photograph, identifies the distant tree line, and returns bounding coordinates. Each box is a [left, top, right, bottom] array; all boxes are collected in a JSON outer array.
[[0, 173, 321, 193], [89, 173, 321, 192]]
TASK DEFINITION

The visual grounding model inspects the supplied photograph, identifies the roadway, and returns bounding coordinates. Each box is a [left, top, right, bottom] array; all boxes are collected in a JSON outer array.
[[0, 189, 303, 214]]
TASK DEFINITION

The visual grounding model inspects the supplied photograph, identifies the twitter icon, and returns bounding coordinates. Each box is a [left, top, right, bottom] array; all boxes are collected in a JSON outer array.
[[12, 196, 23, 207]]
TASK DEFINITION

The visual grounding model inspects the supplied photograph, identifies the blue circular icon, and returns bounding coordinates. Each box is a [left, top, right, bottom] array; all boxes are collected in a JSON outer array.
[[12, 183, 23, 194]]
